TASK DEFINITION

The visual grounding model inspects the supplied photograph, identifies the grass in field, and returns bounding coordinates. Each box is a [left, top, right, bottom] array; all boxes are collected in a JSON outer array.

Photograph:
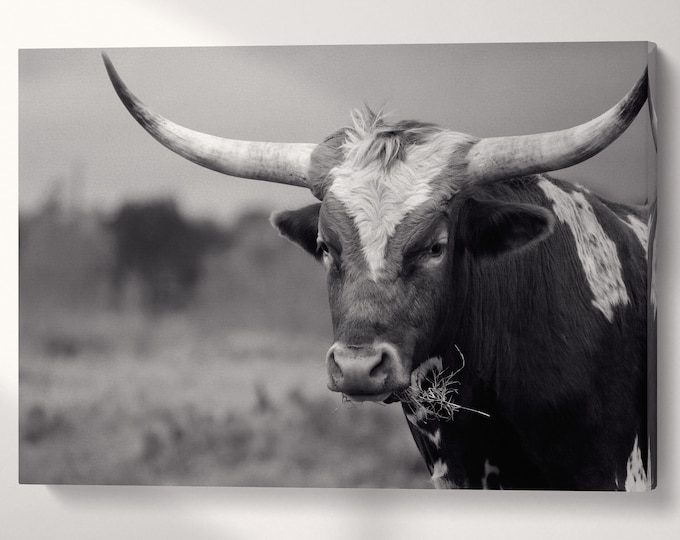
[[19, 309, 429, 488]]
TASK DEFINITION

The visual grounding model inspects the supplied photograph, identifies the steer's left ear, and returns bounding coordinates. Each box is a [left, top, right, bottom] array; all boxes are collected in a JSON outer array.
[[271, 203, 323, 260], [458, 197, 555, 258]]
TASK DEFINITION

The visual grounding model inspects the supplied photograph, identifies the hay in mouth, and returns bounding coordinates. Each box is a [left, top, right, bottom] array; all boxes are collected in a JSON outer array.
[[394, 347, 490, 422]]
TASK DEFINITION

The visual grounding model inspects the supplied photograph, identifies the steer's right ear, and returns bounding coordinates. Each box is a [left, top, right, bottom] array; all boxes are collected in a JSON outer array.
[[271, 204, 323, 260], [458, 197, 555, 259]]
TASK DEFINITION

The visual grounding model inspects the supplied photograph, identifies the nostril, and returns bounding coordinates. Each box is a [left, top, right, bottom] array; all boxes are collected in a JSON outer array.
[[369, 347, 397, 378], [326, 347, 341, 378], [369, 351, 388, 377]]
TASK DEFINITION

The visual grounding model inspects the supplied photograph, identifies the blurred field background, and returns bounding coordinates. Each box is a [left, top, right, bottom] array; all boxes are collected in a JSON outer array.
[[19, 191, 428, 488]]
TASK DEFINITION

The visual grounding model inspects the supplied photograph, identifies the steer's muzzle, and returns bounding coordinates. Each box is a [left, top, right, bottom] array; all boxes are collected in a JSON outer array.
[[326, 342, 409, 401]]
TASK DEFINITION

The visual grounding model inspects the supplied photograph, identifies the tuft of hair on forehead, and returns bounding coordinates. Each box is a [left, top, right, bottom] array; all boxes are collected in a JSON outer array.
[[343, 106, 444, 171]]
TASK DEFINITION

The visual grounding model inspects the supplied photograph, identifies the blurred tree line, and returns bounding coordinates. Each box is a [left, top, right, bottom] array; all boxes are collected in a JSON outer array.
[[107, 200, 229, 312], [19, 193, 330, 336]]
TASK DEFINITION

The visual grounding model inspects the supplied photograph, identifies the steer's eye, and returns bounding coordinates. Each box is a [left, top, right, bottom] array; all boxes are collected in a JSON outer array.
[[318, 241, 330, 255], [429, 242, 446, 258]]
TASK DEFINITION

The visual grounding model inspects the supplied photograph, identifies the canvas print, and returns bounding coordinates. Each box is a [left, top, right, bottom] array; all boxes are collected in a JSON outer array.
[[19, 42, 657, 490]]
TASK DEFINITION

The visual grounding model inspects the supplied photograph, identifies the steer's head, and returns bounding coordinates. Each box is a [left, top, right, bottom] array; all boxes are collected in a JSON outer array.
[[271, 112, 556, 400], [103, 54, 648, 401]]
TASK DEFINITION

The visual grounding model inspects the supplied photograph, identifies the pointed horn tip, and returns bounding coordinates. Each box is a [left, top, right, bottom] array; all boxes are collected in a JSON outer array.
[[101, 52, 146, 119], [101, 51, 113, 73], [101, 52, 122, 87], [634, 66, 649, 101], [638, 66, 649, 93], [616, 66, 650, 126]]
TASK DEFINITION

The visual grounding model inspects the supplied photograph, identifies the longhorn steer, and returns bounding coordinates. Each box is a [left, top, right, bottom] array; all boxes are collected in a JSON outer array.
[[104, 54, 654, 490]]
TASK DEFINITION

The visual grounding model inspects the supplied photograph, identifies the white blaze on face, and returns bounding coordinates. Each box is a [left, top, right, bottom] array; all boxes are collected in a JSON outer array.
[[538, 179, 629, 322], [328, 132, 461, 280]]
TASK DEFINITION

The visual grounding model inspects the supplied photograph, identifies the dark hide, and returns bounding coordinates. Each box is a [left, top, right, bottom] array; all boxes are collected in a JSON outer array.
[[271, 204, 323, 260], [431, 175, 649, 489], [457, 197, 555, 258]]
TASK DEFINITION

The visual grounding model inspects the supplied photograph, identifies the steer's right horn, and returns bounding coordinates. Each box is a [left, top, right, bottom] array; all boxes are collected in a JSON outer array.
[[465, 68, 649, 182], [103, 53, 318, 193]]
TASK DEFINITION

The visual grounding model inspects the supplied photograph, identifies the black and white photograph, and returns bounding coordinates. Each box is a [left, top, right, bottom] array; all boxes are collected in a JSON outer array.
[[18, 42, 657, 491]]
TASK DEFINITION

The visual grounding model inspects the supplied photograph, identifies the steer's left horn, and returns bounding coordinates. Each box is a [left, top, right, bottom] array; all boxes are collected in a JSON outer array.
[[103, 53, 318, 192], [465, 68, 649, 182]]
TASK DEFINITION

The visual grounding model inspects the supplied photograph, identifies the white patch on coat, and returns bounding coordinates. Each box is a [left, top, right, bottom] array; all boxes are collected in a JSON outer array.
[[431, 459, 456, 489], [621, 213, 649, 257], [405, 413, 442, 447], [482, 459, 500, 489], [430, 428, 442, 448], [538, 179, 629, 322], [329, 131, 464, 280], [625, 435, 650, 492]]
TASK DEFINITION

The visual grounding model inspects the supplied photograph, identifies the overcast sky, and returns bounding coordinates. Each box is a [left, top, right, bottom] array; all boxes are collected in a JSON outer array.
[[19, 42, 653, 224]]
